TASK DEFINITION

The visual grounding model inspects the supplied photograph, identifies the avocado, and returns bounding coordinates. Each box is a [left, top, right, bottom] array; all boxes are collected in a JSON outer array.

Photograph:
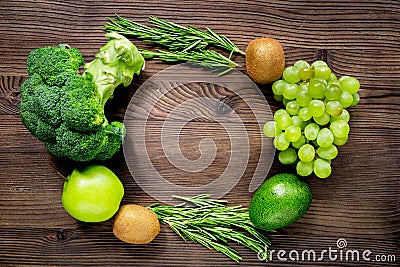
[[249, 173, 312, 230]]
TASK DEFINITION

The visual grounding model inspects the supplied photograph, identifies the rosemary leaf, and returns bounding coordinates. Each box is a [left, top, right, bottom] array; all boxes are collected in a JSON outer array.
[[148, 195, 271, 263], [139, 49, 236, 75]]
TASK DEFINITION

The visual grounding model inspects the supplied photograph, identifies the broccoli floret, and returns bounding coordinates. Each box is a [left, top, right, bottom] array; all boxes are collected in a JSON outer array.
[[52, 123, 107, 162], [20, 102, 56, 143], [94, 121, 126, 161], [20, 73, 59, 142], [61, 74, 104, 131], [20, 32, 145, 161], [26, 44, 84, 85]]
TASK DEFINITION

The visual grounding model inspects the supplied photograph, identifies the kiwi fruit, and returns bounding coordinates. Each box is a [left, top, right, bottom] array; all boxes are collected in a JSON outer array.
[[246, 37, 285, 84], [113, 204, 160, 244]]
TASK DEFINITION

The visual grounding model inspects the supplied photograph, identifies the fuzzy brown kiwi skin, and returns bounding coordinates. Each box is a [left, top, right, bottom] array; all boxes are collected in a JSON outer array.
[[245, 38, 285, 85], [113, 204, 160, 244]]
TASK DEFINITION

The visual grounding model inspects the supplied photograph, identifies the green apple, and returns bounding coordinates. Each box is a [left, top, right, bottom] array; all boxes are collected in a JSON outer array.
[[62, 165, 124, 222]]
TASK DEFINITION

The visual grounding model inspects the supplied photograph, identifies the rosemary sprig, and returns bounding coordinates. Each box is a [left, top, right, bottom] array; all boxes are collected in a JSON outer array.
[[147, 194, 270, 263], [139, 49, 237, 75], [148, 16, 245, 55], [105, 15, 245, 55]]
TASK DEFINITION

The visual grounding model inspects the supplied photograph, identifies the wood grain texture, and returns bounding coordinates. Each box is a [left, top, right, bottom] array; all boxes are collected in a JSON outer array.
[[0, 0, 399, 266]]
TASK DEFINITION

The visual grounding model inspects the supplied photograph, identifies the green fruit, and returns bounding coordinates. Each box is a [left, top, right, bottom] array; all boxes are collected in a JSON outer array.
[[249, 173, 312, 230], [62, 165, 124, 222]]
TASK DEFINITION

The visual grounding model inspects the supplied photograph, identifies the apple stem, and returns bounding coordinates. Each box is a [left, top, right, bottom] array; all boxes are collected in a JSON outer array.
[[48, 163, 68, 181]]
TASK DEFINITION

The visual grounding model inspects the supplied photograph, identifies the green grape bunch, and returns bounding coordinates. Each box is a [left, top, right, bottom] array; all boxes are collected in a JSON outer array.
[[264, 60, 360, 178]]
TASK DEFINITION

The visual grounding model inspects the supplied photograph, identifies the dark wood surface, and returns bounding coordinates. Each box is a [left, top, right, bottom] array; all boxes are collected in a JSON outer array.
[[0, 0, 399, 266]]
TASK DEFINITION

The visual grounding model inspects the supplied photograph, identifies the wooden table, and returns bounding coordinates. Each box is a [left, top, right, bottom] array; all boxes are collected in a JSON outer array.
[[0, 1, 399, 266]]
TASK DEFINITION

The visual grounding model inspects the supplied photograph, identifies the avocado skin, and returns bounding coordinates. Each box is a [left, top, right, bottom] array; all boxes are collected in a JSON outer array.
[[249, 173, 312, 230]]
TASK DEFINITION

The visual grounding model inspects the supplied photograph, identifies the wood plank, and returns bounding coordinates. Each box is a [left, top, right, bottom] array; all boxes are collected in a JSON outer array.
[[0, 1, 399, 74], [0, 0, 398, 50], [0, 115, 48, 154], [125, 80, 269, 123], [0, 228, 398, 266]]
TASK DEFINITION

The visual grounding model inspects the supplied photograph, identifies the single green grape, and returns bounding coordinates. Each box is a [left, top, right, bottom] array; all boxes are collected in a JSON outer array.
[[274, 132, 290, 150], [330, 109, 350, 123], [276, 113, 293, 130], [325, 83, 341, 100], [340, 76, 360, 94], [274, 94, 283, 102], [311, 60, 328, 68], [274, 109, 289, 120], [327, 73, 337, 82], [317, 145, 338, 160], [286, 100, 300, 115], [314, 65, 331, 80], [298, 144, 315, 162], [330, 119, 350, 138], [308, 99, 325, 117], [272, 80, 287, 96], [283, 66, 301, 84], [292, 135, 307, 149], [296, 89, 312, 107], [298, 107, 313, 121], [333, 136, 348, 146], [308, 78, 326, 99], [294, 60, 310, 70], [284, 125, 302, 142], [278, 148, 298, 165], [296, 160, 314, 176], [316, 128, 334, 147], [351, 93, 360, 106], [325, 100, 343, 116], [282, 84, 299, 100], [313, 158, 332, 178], [263, 121, 278, 138], [304, 122, 320, 140], [338, 90, 354, 108], [299, 68, 313, 81], [313, 112, 331, 126]]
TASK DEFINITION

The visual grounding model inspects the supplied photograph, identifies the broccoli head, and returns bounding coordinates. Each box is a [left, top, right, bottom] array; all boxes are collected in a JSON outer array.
[[20, 32, 145, 161]]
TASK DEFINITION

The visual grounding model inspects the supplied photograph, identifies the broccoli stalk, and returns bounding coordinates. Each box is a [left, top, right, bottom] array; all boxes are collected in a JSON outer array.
[[83, 32, 144, 107], [20, 32, 145, 161]]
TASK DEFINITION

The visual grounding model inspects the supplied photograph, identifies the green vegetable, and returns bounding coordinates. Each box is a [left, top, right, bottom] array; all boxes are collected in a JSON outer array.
[[19, 32, 144, 161], [148, 194, 271, 263], [249, 173, 312, 230], [104, 15, 244, 74]]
